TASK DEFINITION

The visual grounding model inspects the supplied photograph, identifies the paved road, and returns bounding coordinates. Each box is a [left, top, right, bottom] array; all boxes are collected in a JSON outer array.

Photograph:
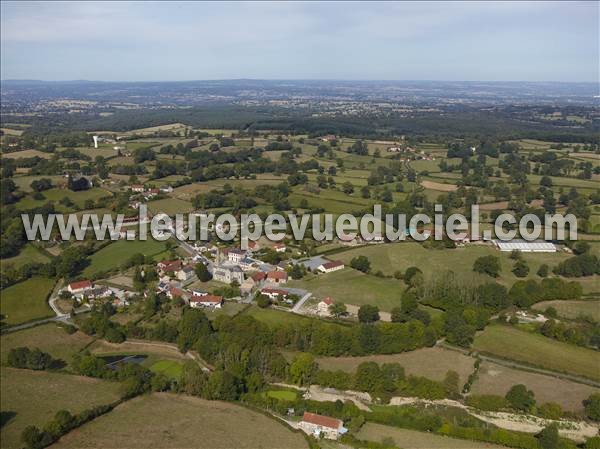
[[292, 292, 312, 313]]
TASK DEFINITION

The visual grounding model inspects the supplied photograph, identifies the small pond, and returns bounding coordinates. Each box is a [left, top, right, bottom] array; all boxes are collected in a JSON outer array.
[[100, 354, 147, 370]]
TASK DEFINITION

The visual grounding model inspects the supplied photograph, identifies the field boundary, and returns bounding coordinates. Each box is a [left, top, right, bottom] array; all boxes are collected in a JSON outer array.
[[439, 342, 600, 388]]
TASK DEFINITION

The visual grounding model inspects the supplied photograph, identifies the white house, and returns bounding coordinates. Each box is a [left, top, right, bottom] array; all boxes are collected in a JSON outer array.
[[176, 265, 195, 282], [298, 412, 347, 440], [189, 294, 223, 309], [67, 280, 93, 296], [260, 287, 289, 301], [318, 260, 344, 273], [317, 297, 333, 315], [228, 248, 246, 263]]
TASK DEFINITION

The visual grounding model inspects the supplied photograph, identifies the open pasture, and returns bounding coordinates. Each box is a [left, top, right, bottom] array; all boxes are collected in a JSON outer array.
[[0, 277, 55, 326], [83, 239, 167, 277], [0, 244, 50, 272], [472, 324, 600, 381], [470, 361, 599, 412], [532, 299, 600, 321], [52, 393, 308, 449], [332, 242, 571, 287], [316, 347, 476, 385], [288, 269, 404, 312], [0, 367, 122, 449], [1, 323, 94, 364], [357, 423, 506, 449], [16, 187, 112, 211]]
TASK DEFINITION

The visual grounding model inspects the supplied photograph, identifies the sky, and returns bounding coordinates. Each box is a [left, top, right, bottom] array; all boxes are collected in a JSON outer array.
[[1, 1, 598, 82]]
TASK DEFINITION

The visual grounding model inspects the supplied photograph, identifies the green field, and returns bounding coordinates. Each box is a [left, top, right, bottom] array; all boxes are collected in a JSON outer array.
[[242, 305, 314, 326], [288, 269, 405, 312], [16, 187, 112, 211], [289, 188, 372, 215], [0, 367, 122, 449], [0, 244, 50, 272], [1, 324, 95, 364], [0, 277, 55, 326], [265, 389, 298, 401], [470, 361, 599, 412], [332, 242, 572, 287], [150, 360, 184, 380], [83, 239, 168, 277], [11, 175, 65, 192], [532, 300, 600, 321], [316, 347, 476, 384], [472, 324, 600, 381], [357, 423, 505, 449], [53, 393, 308, 449], [147, 197, 193, 215]]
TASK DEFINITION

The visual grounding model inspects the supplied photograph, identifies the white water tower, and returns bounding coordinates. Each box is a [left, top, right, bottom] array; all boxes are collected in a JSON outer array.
[[93, 135, 99, 149]]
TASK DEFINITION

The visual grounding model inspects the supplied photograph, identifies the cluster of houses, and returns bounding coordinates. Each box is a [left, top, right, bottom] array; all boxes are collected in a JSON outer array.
[[128, 184, 173, 200], [64, 279, 132, 307]]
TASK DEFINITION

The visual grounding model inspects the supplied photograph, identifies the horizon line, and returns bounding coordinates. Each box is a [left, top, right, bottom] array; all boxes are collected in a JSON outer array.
[[2, 78, 599, 85]]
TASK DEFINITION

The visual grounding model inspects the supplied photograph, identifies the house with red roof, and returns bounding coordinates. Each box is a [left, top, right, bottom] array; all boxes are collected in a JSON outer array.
[[67, 280, 93, 295], [251, 271, 267, 283], [266, 270, 288, 284], [167, 286, 189, 301], [299, 412, 346, 440], [317, 260, 344, 274], [157, 260, 183, 274], [317, 297, 333, 315], [260, 287, 289, 301], [189, 294, 223, 309]]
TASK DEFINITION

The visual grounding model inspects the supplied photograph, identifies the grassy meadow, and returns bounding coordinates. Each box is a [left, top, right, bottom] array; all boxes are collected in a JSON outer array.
[[0, 324, 94, 364], [288, 268, 404, 312], [472, 324, 600, 381], [83, 239, 168, 277], [52, 393, 308, 449], [0, 368, 122, 449], [0, 277, 55, 326], [470, 361, 599, 412]]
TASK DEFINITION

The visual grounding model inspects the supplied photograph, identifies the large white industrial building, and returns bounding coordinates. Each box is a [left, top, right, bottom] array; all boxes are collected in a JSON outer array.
[[493, 239, 557, 253]]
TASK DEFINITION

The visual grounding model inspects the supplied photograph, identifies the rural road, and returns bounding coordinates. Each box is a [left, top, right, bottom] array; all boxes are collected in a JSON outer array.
[[292, 292, 312, 313], [2, 281, 88, 334]]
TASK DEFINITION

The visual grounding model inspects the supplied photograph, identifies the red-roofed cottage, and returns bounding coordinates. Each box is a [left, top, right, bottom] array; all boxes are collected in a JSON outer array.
[[299, 412, 346, 440]]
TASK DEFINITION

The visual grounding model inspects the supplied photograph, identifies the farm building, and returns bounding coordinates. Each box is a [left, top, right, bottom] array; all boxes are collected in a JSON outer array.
[[318, 260, 345, 273], [299, 412, 347, 440], [493, 239, 557, 253]]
